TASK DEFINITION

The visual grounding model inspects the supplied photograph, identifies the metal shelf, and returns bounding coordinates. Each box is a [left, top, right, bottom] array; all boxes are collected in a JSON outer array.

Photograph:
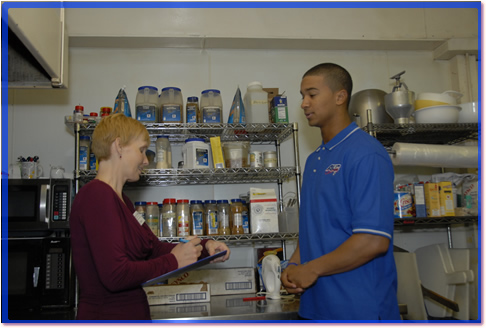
[[79, 167, 297, 186], [394, 216, 478, 226], [158, 232, 298, 244], [66, 122, 295, 144], [363, 123, 478, 148]]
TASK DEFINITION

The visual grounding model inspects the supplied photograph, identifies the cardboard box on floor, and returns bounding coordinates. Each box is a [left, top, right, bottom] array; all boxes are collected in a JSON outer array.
[[168, 268, 256, 296], [144, 283, 210, 305]]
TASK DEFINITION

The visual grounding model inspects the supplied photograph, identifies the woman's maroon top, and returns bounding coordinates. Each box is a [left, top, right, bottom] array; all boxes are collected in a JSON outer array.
[[70, 179, 208, 320]]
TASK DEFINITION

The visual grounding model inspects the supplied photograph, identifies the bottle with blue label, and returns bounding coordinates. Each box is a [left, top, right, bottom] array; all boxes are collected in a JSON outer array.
[[200, 89, 222, 124], [186, 96, 199, 123], [135, 86, 158, 122], [159, 87, 183, 123], [79, 136, 90, 170], [190, 200, 204, 236]]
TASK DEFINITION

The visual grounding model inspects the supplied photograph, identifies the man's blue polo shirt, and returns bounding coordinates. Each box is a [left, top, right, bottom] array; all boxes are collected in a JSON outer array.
[[298, 122, 400, 320]]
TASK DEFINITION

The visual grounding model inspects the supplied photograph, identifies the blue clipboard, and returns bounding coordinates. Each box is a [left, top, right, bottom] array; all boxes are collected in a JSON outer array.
[[141, 250, 227, 287]]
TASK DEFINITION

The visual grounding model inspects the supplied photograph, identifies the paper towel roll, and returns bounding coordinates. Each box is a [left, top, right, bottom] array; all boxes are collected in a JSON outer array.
[[391, 143, 478, 168]]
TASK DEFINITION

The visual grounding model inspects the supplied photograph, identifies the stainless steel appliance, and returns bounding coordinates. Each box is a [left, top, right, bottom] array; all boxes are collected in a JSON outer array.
[[8, 178, 73, 235], [7, 237, 75, 315]]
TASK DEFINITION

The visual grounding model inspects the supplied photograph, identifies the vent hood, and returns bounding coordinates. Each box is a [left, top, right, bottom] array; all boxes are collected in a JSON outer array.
[[8, 8, 68, 89]]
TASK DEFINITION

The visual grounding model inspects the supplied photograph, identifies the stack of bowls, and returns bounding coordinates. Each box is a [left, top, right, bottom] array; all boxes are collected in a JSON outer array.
[[458, 102, 479, 123], [412, 91, 463, 123]]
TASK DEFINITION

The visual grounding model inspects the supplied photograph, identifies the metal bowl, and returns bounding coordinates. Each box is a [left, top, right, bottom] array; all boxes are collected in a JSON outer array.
[[348, 89, 393, 127]]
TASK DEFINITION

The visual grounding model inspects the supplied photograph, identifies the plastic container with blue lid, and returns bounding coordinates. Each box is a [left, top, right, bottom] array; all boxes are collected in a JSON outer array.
[[135, 86, 158, 122], [200, 89, 222, 123], [182, 138, 211, 169]]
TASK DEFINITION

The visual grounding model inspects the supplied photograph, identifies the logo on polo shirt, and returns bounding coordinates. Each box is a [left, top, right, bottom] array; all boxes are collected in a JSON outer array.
[[325, 164, 341, 175]]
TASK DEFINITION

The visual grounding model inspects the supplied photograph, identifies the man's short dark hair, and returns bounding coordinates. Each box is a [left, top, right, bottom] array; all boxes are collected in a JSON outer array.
[[303, 63, 353, 107]]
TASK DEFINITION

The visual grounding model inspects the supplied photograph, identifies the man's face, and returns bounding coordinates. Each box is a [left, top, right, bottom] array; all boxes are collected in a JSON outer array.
[[300, 74, 338, 128]]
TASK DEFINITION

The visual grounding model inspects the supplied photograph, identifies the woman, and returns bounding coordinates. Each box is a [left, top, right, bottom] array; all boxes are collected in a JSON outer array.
[[70, 113, 230, 320]]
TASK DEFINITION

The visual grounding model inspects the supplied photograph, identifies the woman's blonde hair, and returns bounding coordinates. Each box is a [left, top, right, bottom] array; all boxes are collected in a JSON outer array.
[[91, 113, 150, 161]]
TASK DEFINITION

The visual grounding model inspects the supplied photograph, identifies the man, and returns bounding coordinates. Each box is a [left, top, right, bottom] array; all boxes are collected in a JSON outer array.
[[281, 63, 400, 320]]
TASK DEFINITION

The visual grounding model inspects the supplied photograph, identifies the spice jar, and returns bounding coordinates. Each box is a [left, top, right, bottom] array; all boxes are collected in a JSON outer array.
[[134, 201, 147, 221], [190, 200, 204, 236], [161, 198, 177, 237], [241, 199, 250, 234], [186, 96, 199, 123], [79, 136, 91, 170], [231, 199, 244, 234], [217, 200, 231, 235], [74, 105, 84, 123], [204, 200, 218, 236], [156, 135, 172, 169], [177, 199, 190, 237], [146, 202, 159, 236]]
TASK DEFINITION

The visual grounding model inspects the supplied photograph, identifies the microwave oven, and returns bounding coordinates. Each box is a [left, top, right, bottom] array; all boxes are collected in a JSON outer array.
[[7, 178, 73, 235], [7, 237, 75, 316]]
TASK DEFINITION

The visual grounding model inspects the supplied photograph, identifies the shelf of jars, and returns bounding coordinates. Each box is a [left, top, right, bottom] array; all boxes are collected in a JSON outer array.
[[363, 123, 478, 148], [158, 232, 299, 244], [78, 167, 297, 186], [67, 122, 295, 144], [393, 216, 478, 226]]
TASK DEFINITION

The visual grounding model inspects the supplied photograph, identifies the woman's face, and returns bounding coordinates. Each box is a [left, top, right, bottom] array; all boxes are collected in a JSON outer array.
[[121, 134, 149, 182]]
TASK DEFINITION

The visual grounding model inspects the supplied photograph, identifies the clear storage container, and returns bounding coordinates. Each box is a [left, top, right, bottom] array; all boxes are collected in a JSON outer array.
[[156, 135, 172, 169], [135, 86, 158, 122], [231, 199, 244, 234], [177, 199, 190, 237], [186, 96, 200, 123], [204, 200, 218, 235], [217, 200, 231, 235], [146, 202, 159, 236], [190, 200, 204, 236], [159, 87, 183, 123], [162, 198, 177, 237], [200, 89, 222, 123], [223, 142, 250, 168]]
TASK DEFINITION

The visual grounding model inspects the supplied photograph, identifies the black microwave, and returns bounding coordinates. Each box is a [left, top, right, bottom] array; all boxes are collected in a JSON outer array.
[[7, 179, 73, 235], [7, 237, 75, 317]]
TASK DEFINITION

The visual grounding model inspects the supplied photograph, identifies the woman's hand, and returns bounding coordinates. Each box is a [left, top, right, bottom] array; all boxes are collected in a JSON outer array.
[[204, 239, 230, 263], [170, 237, 203, 268]]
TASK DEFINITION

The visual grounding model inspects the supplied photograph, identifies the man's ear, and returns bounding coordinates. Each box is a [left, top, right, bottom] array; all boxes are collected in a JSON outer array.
[[336, 90, 348, 106]]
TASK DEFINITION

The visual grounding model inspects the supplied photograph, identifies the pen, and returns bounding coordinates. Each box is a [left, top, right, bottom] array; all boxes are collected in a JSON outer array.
[[179, 238, 201, 246]]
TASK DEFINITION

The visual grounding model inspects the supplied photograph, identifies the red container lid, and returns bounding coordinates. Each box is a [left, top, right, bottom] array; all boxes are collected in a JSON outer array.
[[75, 105, 84, 111], [90, 112, 98, 117], [163, 198, 177, 204], [177, 199, 189, 203], [147, 202, 158, 205]]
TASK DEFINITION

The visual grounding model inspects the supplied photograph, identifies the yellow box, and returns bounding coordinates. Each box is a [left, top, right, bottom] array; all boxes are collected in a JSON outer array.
[[424, 182, 441, 217], [210, 136, 225, 168], [439, 181, 455, 216]]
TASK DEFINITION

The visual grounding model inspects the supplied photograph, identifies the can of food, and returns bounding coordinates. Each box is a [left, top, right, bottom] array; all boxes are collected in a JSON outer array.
[[394, 192, 415, 218], [250, 151, 263, 168], [263, 151, 277, 168]]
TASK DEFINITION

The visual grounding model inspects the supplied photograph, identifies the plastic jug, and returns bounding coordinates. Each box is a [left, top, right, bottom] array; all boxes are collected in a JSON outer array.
[[200, 89, 222, 123], [159, 87, 183, 123], [135, 86, 159, 122], [244, 81, 269, 123]]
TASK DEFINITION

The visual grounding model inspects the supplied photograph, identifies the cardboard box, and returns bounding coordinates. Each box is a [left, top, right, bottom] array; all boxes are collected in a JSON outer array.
[[144, 283, 210, 305], [263, 88, 279, 122], [438, 181, 455, 216], [270, 95, 289, 123], [424, 182, 441, 217], [149, 302, 211, 319], [413, 183, 427, 218], [168, 268, 256, 296], [210, 136, 225, 168], [250, 188, 279, 233]]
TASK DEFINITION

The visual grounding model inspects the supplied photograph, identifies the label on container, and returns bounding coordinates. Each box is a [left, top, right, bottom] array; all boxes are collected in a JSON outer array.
[[162, 104, 182, 122], [146, 216, 158, 236], [79, 146, 89, 170], [186, 105, 198, 123], [207, 212, 218, 234], [178, 215, 190, 236], [195, 148, 209, 167], [162, 212, 177, 237], [394, 192, 415, 218], [136, 105, 157, 122], [202, 106, 221, 123], [250, 151, 263, 168], [192, 211, 204, 235], [242, 210, 249, 233]]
